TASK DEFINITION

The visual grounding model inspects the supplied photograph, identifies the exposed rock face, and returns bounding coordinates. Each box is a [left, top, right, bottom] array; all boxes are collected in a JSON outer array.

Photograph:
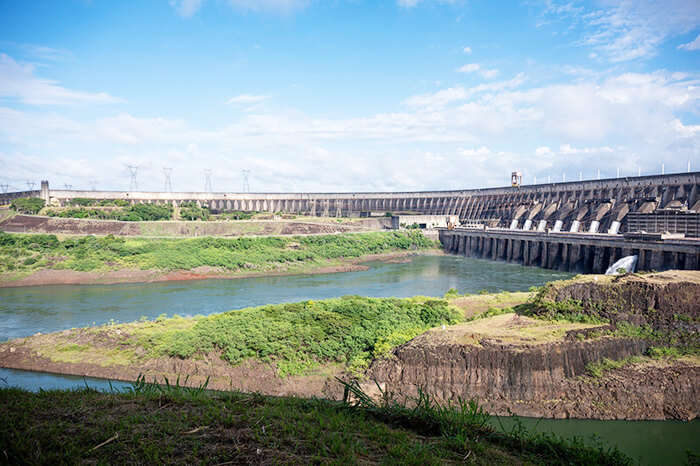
[[365, 335, 695, 420], [367, 272, 700, 420], [537, 271, 700, 331], [372, 335, 646, 400]]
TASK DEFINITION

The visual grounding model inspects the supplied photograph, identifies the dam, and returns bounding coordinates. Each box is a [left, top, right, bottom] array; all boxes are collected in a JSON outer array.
[[2, 172, 699, 272]]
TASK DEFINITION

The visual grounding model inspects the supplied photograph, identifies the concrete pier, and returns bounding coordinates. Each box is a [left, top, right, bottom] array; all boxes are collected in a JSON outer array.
[[439, 228, 700, 273]]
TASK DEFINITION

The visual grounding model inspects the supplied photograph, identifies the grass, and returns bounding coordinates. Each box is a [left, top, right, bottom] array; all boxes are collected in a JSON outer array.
[[433, 313, 603, 347], [340, 380, 631, 466], [0, 377, 632, 465], [36, 341, 136, 367], [0, 230, 436, 274], [585, 356, 645, 379], [446, 291, 531, 320]]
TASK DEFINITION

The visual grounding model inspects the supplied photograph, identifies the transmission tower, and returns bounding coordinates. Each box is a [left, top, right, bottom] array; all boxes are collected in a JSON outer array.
[[128, 165, 139, 190], [26, 181, 35, 190], [0, 184, 9, 193], [163, 168, 173, 192], [204, 169, 213, 193], [64, 183, 73, 190], [89, 178, 98, 191], [242, 170, 251, 193]]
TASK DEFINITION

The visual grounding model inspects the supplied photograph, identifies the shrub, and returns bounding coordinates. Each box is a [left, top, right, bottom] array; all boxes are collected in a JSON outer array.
[[10, 197, 45, 214], [69, 198, 98, 207], [0, 231, 437, 274], [165, 296, 460, 375]]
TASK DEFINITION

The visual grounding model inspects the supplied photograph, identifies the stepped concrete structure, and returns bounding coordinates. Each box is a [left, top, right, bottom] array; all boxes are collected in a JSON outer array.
[[2, 173, 699, 272]]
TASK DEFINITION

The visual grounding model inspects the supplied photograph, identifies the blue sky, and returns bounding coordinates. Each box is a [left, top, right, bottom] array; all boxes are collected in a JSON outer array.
[[1, 0, 699, 192]]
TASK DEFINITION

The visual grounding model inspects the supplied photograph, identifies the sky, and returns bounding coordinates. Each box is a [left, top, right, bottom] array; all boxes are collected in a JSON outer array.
[[0, 0, 699, 193]]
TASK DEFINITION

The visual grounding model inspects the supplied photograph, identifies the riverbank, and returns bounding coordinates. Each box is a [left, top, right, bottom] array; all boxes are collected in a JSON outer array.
[[0, 250, 438, 288], [0, 230, 438, 288], [0, 383, 630, 465], [2, 272, 697, 422]]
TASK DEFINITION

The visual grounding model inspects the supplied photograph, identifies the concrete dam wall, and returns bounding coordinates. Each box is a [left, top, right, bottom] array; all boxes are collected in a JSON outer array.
[[439, 228, 700, 273], [2, 172, 698, 237], [3, 174, 698, 272]]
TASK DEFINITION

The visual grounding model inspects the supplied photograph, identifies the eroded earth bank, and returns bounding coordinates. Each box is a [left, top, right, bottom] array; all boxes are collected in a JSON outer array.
[[1, 271, 698, 421]]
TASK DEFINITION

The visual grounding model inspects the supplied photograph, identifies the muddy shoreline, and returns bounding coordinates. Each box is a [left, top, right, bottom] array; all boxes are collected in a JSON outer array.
[[0, 250, 441, 288], [0, 344, 339, 400]]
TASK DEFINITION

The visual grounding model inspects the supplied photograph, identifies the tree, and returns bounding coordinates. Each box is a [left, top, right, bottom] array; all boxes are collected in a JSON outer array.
[[10, 197, 45, 214]]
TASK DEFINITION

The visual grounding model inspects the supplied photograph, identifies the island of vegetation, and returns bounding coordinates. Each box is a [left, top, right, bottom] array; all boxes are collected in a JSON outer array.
[[0, 230, 437, 287]]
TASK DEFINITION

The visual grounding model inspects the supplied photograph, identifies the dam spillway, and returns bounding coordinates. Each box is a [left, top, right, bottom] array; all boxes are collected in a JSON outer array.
[[2, 172, 698, 235], [438, 227, 700, 273]]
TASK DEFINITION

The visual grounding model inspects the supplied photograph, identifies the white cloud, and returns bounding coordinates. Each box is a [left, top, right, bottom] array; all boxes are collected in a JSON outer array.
[[534, 146, 553, 157], [542, 0, 700, 62], [227, 0, 311, 13], [558, 144, 614, 154], [94, 114, 187, 145], [405, 74, 526, 110], [0, 53, 122, 106], [1, 67, 698, 191], [225, 93, 273, 108], [170, 0, 312, 16], [462, 46, 472, 53], [170, 0, 205, 18], [678, 34, 700, 51], [21, 44, 70, 61], [397, 0, 459, 7], [458, 63, 499, 79]]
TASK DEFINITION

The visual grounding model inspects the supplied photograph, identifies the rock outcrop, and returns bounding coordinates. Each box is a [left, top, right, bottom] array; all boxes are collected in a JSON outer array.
[[366, 271, 700, 420]]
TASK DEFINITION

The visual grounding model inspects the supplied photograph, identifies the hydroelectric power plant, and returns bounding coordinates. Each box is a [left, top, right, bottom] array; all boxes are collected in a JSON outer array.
[[2, 172, 699, 274]]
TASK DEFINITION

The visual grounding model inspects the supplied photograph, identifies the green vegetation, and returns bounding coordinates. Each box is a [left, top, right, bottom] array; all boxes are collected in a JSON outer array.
[[10, 197, 45, 214], [341, 380, 630, 466], [0, 230, 436, 274], [178, 201, 210, 221], [164, 296, 459, 375], [44, 202, 173, 221], [0, 377, 631, 465], [67, 198, 130, 207], [67, 296, 458, 376], [585, 356, 644, 379], [218, 210, 256, 220], [466, 306, 515, 321], [524, 285, 607, 324]]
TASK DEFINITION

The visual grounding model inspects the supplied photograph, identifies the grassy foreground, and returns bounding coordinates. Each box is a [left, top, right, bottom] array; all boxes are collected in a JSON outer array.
[[0, 230, 435, 275], [0, 379, 630, 465]]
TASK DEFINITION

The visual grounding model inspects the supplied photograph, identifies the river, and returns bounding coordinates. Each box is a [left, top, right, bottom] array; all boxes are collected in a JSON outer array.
[[0, 254, 696, 464]]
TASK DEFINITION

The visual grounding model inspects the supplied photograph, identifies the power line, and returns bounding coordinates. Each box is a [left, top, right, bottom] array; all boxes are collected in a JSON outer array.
[[64, 183, 73, 190], [204, 169, 212, 193], [26, 181, 35, 191], [163, 168, 173, 192], [128, 165, 139, 190], [89, 178, 98, 191], [242, 169, 251, 193], [0, 184, 9, 193]]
